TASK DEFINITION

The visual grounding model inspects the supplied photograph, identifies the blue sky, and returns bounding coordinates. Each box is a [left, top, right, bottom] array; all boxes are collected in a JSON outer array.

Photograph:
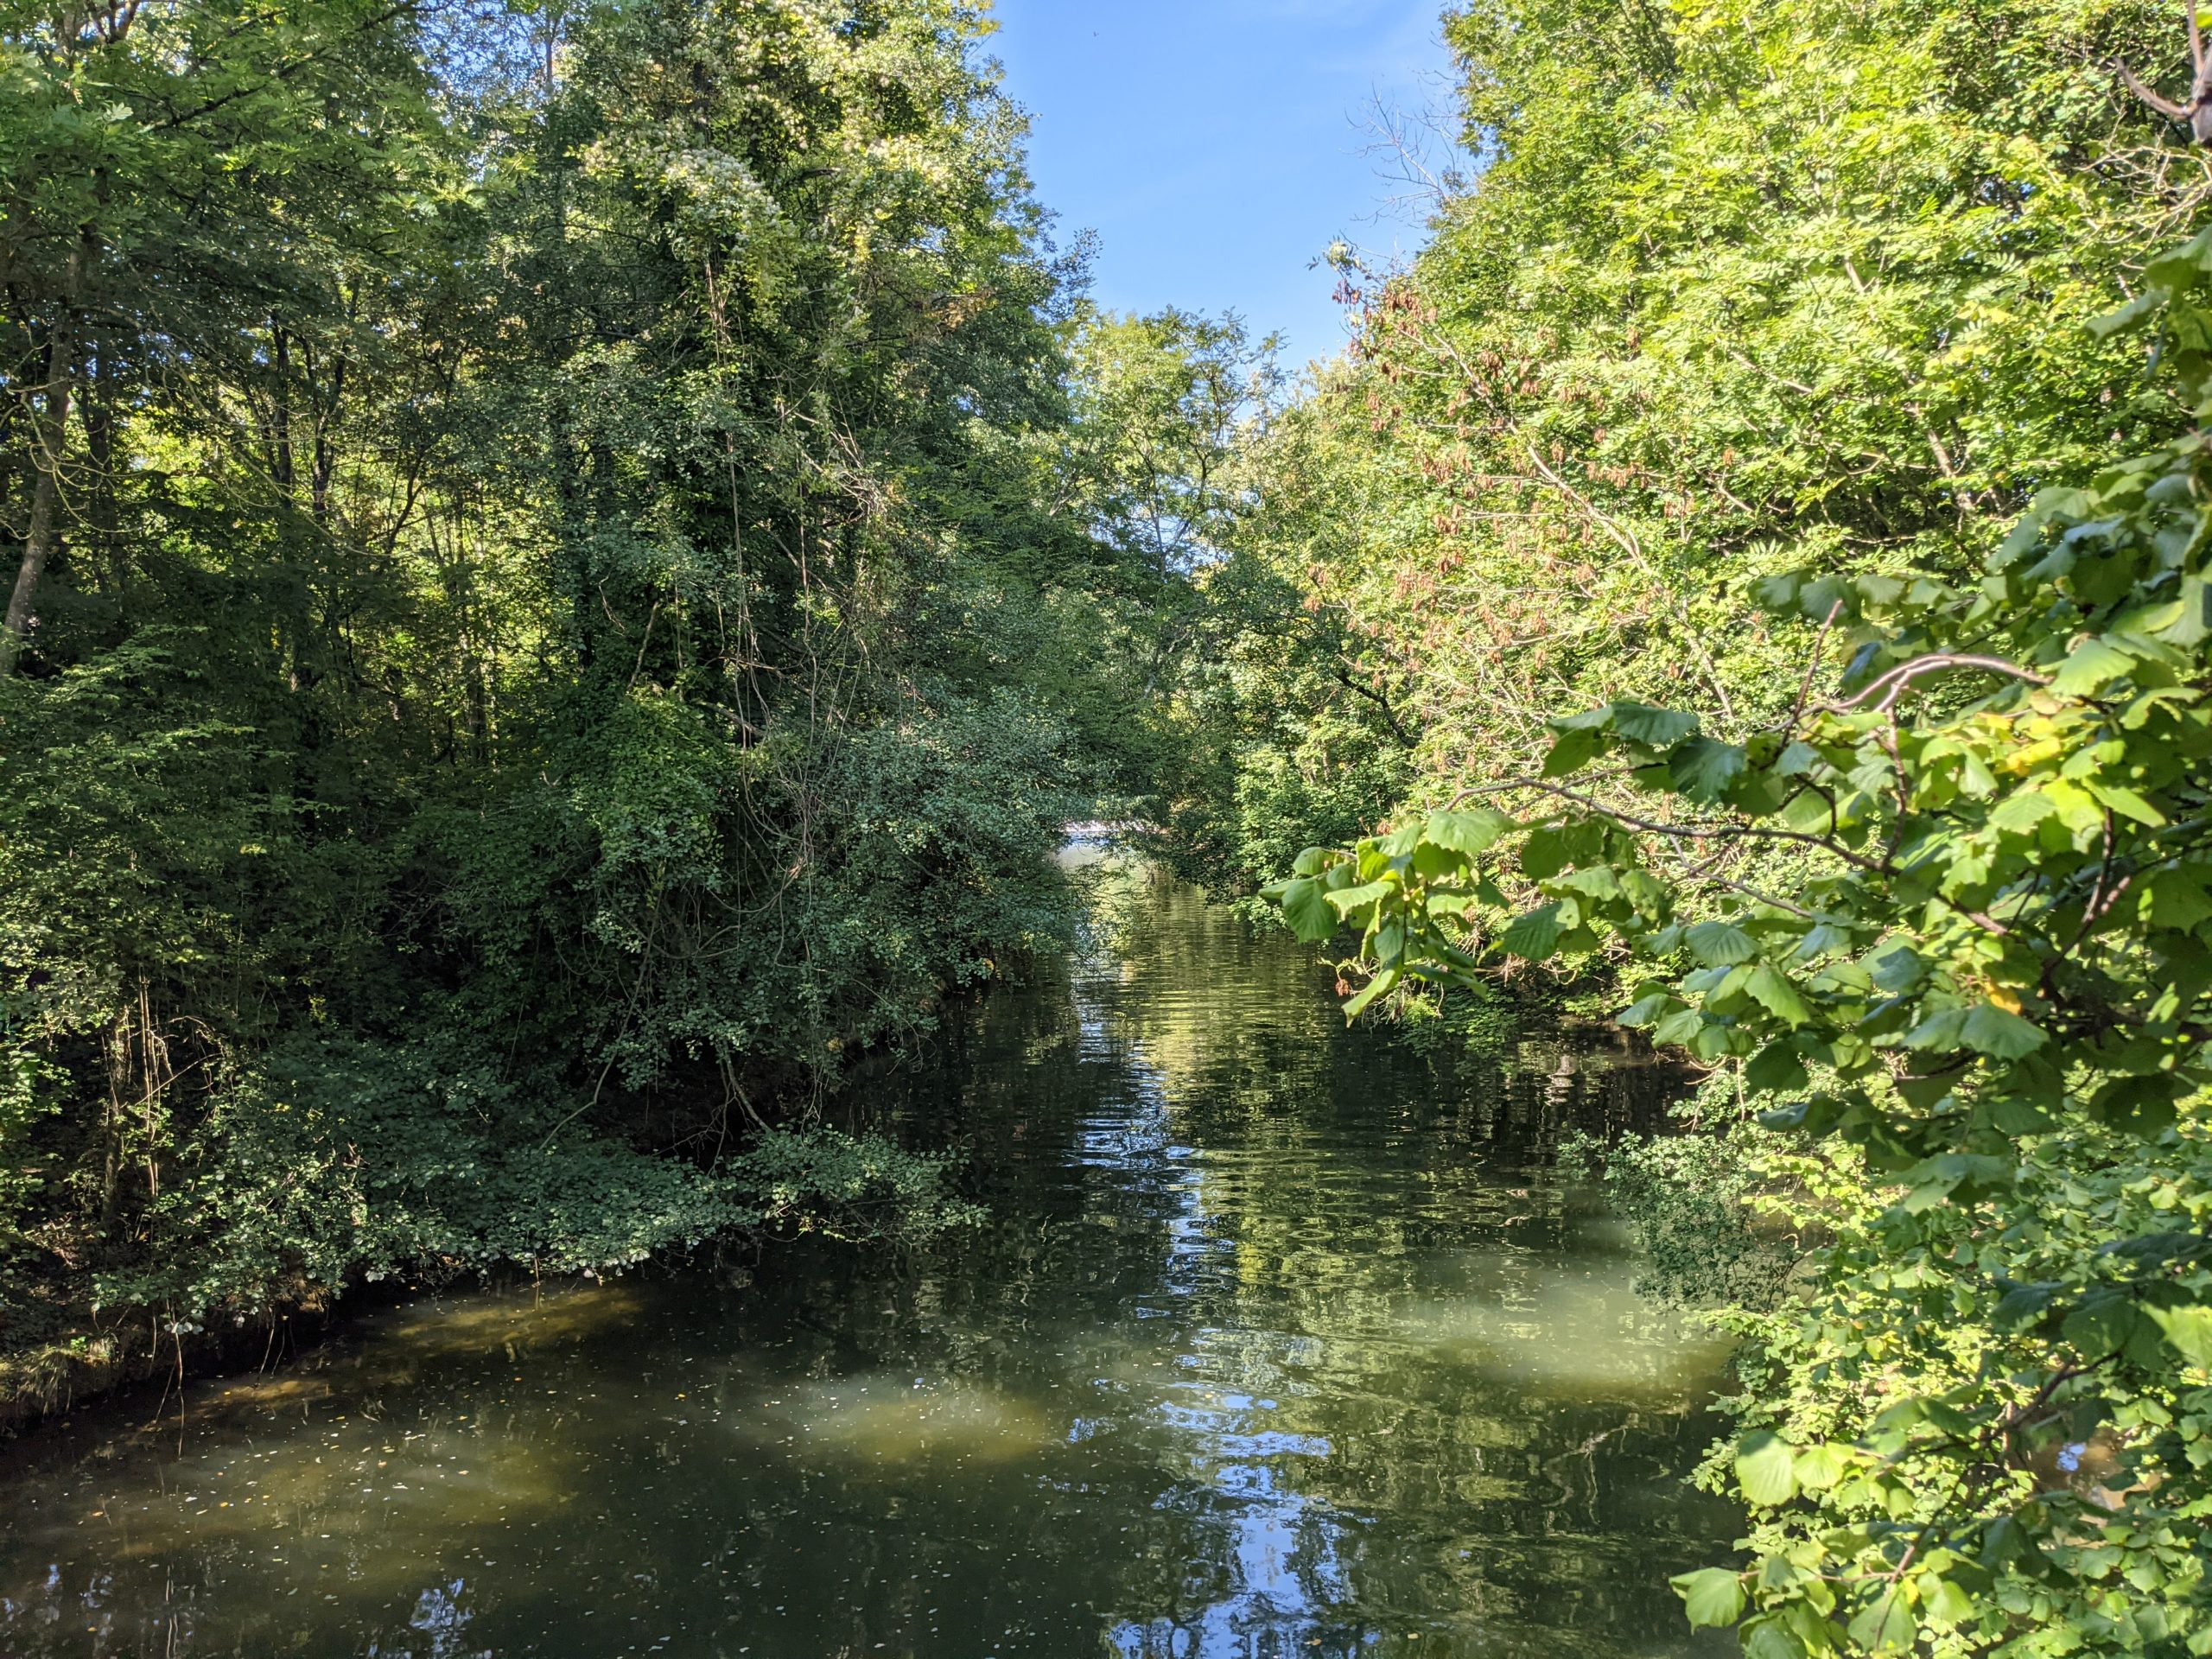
[[983, 2, 1461, 372]]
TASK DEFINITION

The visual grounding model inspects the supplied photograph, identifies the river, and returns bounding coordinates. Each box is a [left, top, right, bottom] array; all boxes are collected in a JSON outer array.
[[0, 862, 1739, 1657]]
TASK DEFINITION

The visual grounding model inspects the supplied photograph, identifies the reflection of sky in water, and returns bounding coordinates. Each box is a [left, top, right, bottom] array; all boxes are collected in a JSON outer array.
[[1073, 956, 1367, 1656]]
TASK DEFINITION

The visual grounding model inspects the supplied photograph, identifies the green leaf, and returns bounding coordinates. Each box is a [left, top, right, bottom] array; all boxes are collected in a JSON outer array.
[[1543, 727, 1603, 776], [2085, 780, 2165, 826], [1325, 880, 1393, 920], [1551, 865, 1622, 901], [2149, 1304, 2212, 1370], [1497, 902, 1567, 961], [1745, 963, 1813, 1026], [1550, 703, 1617, 732], [1921, 1574, 1975, 1629], [1866, 944, 1924, 992], [1794, 1441, 1850, 1491], [1992, 1282, 2057, 1330], [1900, 1007, 1968, 1052], [1988, 791, 2054, 835], [1280, 877, 1336, 942], [2088, 289, 2164, 339], [1342, 966, 1400, 1019], [1743, 1620, 1808, 1659], [2063, 1291, 2144, 1360], [1847, 1592, 1916, 1653], [1671, 1567, 1746, 1630], [1745, 1039, 1808, 1092], [1685, 920, 1757, 965], [1518, 828, 1569, 880], [2143, 868, 2212, 930], [1958, 1003, 2045, 1059], [1736, 1431, 1797, 1506], [1610, 701, 1700, 747], [1422, 809, 1512, 855], [2050, 636, 2135, 697], [1669, 736, 1748, 801]]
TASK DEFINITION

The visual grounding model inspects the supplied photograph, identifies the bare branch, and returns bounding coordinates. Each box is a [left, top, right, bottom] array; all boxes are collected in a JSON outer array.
[[2116, 59, 2188, 119], [1812, 652, 2050, 716]]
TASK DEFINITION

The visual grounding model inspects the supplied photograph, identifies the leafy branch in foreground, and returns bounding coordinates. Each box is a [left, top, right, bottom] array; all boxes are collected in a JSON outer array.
[[1268, 232, 2212, 1654]]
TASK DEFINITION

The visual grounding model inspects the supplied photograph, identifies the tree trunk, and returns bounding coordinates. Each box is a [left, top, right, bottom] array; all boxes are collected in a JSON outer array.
[[0, 319, 78, 676]]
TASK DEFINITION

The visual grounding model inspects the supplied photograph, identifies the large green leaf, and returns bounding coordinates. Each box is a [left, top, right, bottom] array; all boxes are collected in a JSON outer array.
[[1958, 1003, 2045, 1058], [1497, 901, 1567, 960], [1847, 1593, 1916, 1653], [1279, 877, 1336, 942], [1685, 920, 1757, 965], [2051, 636, 2136, 696], [1422, 808, 1513, 855], [1736, 1431, 1797, 1506], [2150, 1304, 2212, 1370], [1745, 963, 1813, 1026], [1325, 880, 1393, 920], [1611, 702, 1700, 747], [1669, 736, 1748, 800], [1672, 1567, 1746, 1629]]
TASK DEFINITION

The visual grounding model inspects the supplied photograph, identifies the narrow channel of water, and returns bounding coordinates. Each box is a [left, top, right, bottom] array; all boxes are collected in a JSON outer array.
[[0, 867, 1739, 1657]]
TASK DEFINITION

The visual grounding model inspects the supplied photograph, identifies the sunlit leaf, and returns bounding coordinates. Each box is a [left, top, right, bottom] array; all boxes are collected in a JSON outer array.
[[1736, 1431, 1797, 1506], [1685, 920, 1757, 965], [2149, 1305, 2212, 1370], [2050, 636, 2135, 697], [1497, 902, 1567, 960], [1672, 1567, 1745, 1629], [1422, 808, 1514, 855]]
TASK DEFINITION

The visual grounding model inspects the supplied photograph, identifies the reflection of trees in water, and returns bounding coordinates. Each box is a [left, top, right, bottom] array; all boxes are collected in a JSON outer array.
[[999, 872, 1729, 1655], [0, 870, 1729, 1659]]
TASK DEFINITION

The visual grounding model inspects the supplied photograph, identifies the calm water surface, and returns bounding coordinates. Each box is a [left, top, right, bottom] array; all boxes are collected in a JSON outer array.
[[0, 868, 1739, 1657]]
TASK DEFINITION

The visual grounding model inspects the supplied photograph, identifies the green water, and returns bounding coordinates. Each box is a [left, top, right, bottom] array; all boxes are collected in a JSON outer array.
[[0, 869, 1739, 1657]]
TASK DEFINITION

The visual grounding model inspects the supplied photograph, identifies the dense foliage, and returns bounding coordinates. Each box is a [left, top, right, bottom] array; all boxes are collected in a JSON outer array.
[[1166, 0, 2210, 895], [1228, 0, 2212, 1651], [0, 0, 1217, 1409]]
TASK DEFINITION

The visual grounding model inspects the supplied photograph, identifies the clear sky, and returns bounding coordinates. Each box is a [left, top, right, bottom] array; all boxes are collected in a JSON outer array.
[[983, 2, 1460, 372]]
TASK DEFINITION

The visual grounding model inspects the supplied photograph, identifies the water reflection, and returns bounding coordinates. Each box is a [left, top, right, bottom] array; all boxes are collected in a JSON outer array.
[[0, 868, 1738, 1657]]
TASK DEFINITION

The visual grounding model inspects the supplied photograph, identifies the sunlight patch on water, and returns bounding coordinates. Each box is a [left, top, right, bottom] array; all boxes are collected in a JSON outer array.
[[729, 1376, 1061, 1467], [1402, 1275, 1733, 1398]]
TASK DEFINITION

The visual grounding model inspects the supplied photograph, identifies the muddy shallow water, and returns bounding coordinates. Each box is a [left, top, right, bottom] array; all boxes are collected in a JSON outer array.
[[0, 868, 1738, 1657]]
